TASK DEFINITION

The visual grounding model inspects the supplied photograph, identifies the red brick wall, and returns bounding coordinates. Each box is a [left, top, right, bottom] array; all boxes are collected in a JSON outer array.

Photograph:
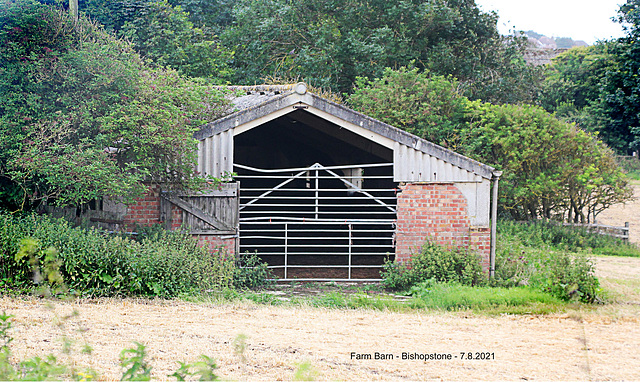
[[122, 185, 236, 256], [123, 185, 162, 227], [395, 183, 490, 269]]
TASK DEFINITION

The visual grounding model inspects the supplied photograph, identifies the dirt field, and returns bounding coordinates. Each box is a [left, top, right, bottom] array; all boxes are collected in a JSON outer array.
[[596, 180, 640, 243], [2, 255, 640, 381]]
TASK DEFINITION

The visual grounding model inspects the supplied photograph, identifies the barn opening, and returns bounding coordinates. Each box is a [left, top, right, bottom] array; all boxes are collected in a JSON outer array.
[[234, 109, 397, 280]]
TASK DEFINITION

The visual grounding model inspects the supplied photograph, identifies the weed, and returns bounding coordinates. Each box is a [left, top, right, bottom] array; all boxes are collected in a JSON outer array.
[[381, 242, 485, 291], [120, 342, 152, 381], [495, 221, 603, 302], [497, 220, 640, 257], [406, 280, 565, 314], [293, 361, 320, 381], [233, 334, 249, 363], [233, 252, 273, 289], [0, 212, 236, 297], [170, 355, 219, 381]]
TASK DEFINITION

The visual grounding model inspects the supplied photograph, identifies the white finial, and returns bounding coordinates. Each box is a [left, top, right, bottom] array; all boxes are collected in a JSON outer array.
[[294, 82, 307, 95]]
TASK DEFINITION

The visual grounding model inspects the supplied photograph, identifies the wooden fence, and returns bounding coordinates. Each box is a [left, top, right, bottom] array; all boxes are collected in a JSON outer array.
[[563, 222, 630, 241]]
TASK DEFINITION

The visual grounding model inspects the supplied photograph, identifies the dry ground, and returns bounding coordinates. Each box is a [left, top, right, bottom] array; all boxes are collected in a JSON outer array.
[[596, 180, 640, 244], [2, 255, 640, 381]]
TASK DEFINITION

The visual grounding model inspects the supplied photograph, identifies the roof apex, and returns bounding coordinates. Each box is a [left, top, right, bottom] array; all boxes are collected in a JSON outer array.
[[196, 85, 495, 179]]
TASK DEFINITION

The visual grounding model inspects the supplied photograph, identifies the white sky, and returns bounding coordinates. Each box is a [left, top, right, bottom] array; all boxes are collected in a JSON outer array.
[[475, 0, 627, 44]]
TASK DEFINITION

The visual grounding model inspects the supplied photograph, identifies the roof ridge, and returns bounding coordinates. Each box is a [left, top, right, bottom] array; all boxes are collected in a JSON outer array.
[[213, 84, 299, 94]]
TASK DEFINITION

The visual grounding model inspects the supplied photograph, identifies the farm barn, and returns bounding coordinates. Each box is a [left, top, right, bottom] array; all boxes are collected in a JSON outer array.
[[86, 83, 501, 281]]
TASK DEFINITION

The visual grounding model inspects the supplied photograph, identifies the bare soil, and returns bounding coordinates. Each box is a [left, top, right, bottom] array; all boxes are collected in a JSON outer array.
[[2, 255, 640, 381], [596, 180, 640, 243]]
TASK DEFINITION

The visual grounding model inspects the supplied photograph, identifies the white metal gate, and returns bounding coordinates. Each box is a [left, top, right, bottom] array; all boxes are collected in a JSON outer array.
[[236, 163, 396, 281]]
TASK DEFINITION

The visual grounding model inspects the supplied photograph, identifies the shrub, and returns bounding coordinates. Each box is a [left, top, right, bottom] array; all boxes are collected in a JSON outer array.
[[533, 252, 600, 303], [0, 212, 235, 297], [233, 252, 273, 289], [494, 220, 602, 303], [381, 242, 485, 291]]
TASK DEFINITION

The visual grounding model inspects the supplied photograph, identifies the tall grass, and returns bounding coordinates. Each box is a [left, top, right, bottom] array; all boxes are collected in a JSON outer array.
[[495, 220, 604, 303], [0, 212, 236, 297], [497, 220, 640, 257]]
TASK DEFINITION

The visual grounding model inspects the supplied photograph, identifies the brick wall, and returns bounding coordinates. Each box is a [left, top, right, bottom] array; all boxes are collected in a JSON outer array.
[[123, 184, 162, 227], [122, 185, 236, 256], [395, 183, 490, 269]]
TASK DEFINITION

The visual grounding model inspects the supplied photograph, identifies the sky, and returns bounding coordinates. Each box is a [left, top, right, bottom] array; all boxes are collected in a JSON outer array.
[[475, 0, 627, 44]]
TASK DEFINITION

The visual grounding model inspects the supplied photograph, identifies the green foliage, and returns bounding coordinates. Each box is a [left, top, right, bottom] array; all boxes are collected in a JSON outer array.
[[463, 101, 632, 222], [537, 0, 640, 154], [219, 0, 539, 102], [120, 342, 152, 381], [539, 43, 633, 153], [497, 220, 640, 257], [293, 361, 320, 381], [170, 355, 219, 381], [381, 242, 485, 291], [0, 0, 229, 210], [232, 334, 248, 363], [495, 220, 603, 303], [349, 65, 633, 222], [0, 212, 236, 297], [83, 0, 234, 81], [406, 280, 563, 313], [14, 238, 65, 296], [233, 252, 273, 289], [348, 66, 467, 147]]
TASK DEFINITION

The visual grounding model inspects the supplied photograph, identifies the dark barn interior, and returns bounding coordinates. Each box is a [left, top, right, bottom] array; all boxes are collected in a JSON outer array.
[[234, 110, 397, 280]]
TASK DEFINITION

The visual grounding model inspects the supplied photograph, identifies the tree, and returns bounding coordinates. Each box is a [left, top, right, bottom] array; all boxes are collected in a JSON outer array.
[[539, 0, 640, 154], [348, 66, 467, 148], [81, 0, 234, 81], [220, 0, 541, 103], [538, 44, 634, 152], [348, 66, 633, 222], [0, 0, 229, 210]]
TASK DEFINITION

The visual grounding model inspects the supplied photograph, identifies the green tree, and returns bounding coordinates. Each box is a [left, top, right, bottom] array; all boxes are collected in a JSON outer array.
[[0, 0, 229, 210], [539, 0, 640, 154], [81, 0, 233, 81], [221, 0, 540, 103], [539, 44, 633, 153], [348, 66, 632, 221], [462, 102, 631, 222], [348, 66, 467, 148]]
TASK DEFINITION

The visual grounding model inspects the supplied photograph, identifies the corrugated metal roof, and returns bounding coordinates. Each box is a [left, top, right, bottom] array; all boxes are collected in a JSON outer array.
[[197, 83, 496, 181]]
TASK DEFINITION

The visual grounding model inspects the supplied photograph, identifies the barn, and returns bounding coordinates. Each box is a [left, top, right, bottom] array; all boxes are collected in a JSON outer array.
[[107, 83, 501, 281]]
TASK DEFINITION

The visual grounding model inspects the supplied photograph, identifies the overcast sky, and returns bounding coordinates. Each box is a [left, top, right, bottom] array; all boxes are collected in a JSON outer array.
[[475, 0, 627, 44]]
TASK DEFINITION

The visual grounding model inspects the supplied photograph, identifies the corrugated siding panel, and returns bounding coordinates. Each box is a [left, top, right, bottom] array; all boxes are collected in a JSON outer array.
[[394, 143, 480, 182], [197, 130, 233, 178]]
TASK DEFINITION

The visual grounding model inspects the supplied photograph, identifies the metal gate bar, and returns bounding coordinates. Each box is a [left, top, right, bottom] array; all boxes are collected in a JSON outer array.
[[237, 162, 396, 281]]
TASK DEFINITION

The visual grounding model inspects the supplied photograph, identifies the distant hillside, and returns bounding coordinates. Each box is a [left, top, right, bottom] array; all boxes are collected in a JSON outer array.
[[525, 30, 589, 49], [523, 30, 588, 66]]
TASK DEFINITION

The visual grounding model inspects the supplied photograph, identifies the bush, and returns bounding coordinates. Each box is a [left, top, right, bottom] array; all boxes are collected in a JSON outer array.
[[232, 252, 273, 289], [381, 242, 486, 291], [534, 252, 600, 303], [0, 212, 235, 297], [494, 220, 602, 303]]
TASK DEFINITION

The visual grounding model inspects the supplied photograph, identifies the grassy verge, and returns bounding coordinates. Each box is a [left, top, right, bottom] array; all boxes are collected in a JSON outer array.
[[195, 281, 568, 316]]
